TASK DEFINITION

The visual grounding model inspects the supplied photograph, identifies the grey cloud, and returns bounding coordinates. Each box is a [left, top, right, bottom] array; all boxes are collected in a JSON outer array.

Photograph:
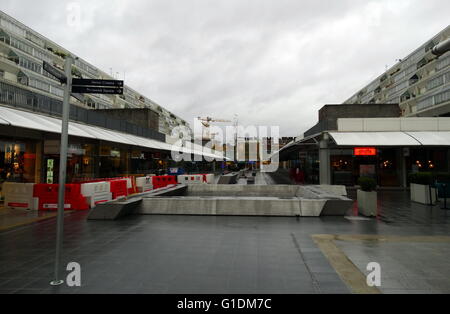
[[2, 0, 449, 136]]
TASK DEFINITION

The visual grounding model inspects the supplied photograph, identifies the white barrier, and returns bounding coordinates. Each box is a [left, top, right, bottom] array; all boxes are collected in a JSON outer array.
[[136, 176, 153, 193], [80, 182, 112, 208], [177, 174, 214, 185], [177, 175, 202, 184], [204, 174, 214, 184], [2, 182, 38, 210], [124, 178, 132, 189]]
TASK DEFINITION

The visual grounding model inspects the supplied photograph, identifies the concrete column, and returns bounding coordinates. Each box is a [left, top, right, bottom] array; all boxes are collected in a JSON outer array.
[[35, 141, 42, 183], [448, 149, 450, 172], [399, 148, 407, 188], [319, 134, 331, 185]]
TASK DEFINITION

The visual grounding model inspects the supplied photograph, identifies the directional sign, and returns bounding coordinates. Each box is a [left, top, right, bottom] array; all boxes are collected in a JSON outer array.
[[72, 78, 124, 87], [71, 86, 123, 95], [43, 61, 67, 84]]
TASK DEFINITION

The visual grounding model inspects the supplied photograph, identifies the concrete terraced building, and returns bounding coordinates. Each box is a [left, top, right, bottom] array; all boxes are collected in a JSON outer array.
[[0, 10, 190, 136], [343, 25, 450, 118]]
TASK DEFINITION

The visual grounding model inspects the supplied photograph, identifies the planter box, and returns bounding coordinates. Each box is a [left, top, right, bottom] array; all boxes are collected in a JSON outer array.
[[357, 189, 377, 217], [410, 183, 436, 205]]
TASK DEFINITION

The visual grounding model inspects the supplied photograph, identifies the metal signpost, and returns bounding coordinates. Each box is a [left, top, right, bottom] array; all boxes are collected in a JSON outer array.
[[43, 61, 67, 84], [43, 59, 124, 286], [48, 56, 72, 286]]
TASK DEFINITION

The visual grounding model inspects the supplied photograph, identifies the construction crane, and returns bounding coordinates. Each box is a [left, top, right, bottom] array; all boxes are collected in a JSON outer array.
[[197, 116, 231, 141], [197, 116, 231, 128]]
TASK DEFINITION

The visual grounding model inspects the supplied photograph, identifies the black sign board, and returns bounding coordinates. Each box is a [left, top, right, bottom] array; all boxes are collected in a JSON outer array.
[[72, 78, 124, 87], [71, 86, 123, 95], [43, 61, 67, 84]]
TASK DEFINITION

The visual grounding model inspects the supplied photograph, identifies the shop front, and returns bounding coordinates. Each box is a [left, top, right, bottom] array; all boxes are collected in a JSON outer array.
[[274, 127, 450, 188], [330, 147, 404, 187]]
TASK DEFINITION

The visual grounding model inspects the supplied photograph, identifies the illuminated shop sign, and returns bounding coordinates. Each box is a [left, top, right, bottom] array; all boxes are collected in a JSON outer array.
[[353, 147, 377, 156]]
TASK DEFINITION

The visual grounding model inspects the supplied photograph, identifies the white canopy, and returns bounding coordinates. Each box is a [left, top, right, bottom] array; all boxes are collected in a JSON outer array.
[[328, 132, 421, 146], [0, 105, 226, 159], [405, 131, 450, 146]]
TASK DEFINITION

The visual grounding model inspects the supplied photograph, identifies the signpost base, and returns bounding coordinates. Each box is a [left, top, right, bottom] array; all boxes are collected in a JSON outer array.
[[50, 280, 64, 286]]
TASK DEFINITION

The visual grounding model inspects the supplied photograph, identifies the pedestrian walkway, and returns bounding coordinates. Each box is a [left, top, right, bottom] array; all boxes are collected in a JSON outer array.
[[0, 207, 61, 232], [0, 190, 449, 294]]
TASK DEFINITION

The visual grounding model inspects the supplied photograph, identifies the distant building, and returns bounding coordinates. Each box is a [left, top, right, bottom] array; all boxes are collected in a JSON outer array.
[[343, 25, 449, 118]]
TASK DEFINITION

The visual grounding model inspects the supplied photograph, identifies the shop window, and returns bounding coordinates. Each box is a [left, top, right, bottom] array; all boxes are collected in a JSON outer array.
[[0, 139, 36, 183]]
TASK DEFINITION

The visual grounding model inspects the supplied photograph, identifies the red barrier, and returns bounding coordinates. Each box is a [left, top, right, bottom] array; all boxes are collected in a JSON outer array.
[[151, 176, 163, 189], [33, 183, 89, 211], [127, 177, 137, 195], [109, 179, 128, 199], [167, 175, 177, 185], [151, 175, 177, 189]]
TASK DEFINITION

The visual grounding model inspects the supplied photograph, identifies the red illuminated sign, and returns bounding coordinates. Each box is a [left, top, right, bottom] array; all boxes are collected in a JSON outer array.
[[354, 147, 377, 156]]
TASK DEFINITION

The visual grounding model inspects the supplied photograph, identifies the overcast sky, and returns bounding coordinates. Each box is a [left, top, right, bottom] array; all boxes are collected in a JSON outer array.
[[2, 0, 449, 136]]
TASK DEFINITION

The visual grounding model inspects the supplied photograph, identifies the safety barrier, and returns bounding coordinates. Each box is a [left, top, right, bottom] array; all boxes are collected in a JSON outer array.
[[33, 183, 89, 211], [177, 174, 203, 185], [1, 175, 166, 211], [136, 176, 153, 193], [151, 175, 177, 189], [177, 174, 214, 185], [2, 182, 38, 210], [109, 179, 128, 200], [80, 181, 112, 208]]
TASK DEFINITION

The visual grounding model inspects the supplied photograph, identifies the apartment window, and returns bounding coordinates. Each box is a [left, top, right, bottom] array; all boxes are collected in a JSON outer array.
[[29, 78, 50, 93], [434, 89, 450, 105], [10, 37, 33, 55], [436, 55, 450, 71], [25, 31, 45, 47], [393, 70, 405, 83], [50, 85, 64, 97], [17, 72, 28, 85], [17, 55, 42, 74], [0, 29, 10, 44], [32, 48, 52, 63], [0, 69, 4, 78], [0, 17, 26, 36], [426, 75, 444, 91], [417, 96, 434, 110]]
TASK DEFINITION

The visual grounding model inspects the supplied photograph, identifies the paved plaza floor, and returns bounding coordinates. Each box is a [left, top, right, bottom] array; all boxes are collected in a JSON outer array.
[[0, 190, 449, 294]]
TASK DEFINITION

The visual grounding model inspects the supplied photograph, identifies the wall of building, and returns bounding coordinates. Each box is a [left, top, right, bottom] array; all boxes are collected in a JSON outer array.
[[94, 108, 159, 133], [304, 103, 400, 137]]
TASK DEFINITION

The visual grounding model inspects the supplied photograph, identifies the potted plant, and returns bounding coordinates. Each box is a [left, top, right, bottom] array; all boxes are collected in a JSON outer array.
[[409, 172, 436, 205], [357, 176, 377, 217]]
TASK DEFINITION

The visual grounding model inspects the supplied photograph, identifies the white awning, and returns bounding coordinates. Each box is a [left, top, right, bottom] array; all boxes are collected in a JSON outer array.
[[0, 105, 226, 159], [328, 132, 421, 146], [405, 131, 450, 146], [0, 116, 8, 125]]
